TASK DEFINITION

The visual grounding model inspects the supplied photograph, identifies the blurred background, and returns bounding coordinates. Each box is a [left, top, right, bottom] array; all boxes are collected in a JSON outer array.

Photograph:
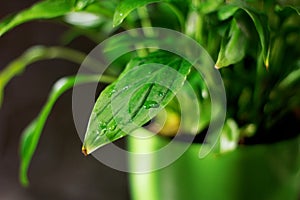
[[0, 1, 130, 199]]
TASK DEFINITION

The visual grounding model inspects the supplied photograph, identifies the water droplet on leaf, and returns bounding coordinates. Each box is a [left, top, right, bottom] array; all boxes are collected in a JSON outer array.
[[108, 122, 117, 131], [109, 89, 117, 97], [158, 91, 165, 97], [143, 100, 159, 109], [98, 121, 107, 133]]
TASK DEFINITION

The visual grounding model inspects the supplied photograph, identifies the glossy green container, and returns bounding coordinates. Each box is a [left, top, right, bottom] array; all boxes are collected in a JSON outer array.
[[129, 135, 300, 200]]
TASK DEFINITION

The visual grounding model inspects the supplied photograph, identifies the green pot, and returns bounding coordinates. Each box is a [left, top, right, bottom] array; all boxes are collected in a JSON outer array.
[[128, 135, 300, 200]]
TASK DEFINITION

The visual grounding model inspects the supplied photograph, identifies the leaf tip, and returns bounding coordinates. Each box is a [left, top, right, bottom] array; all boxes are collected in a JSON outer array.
[[19, 167, 30, 188], [82, 146, 89, 156], [214, 65, 221, 69], [112, 10, 124, 27], [112, 18, 123, 28], [265, 62, 269, 70], [265, 57, 270, 70], [20, 178, 30, 188]]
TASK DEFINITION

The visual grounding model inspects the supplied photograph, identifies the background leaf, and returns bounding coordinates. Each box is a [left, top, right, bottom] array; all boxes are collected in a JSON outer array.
[[0, 0, 74, 36], [19, 75, 115, 186], [230, 0, 271, 68], [113, 0, 168, 27], [0, 46, 87, 108], [0, 0, 100, 37], [215, 18, 248, 68], [242, 8, 270, 68], [82, 51, 192, 154]]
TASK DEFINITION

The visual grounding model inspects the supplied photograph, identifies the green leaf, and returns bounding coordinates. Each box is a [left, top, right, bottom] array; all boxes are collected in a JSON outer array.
[[0, 46, 87, 108], [0, 0, 100, 36], [275, 4, 300, 16], [228, 1, 271, 67], [19, 75, 115, 186], [217, 4, 239, 21], [242, 8, 270, 68], [75, 0, 97, 10], [215, 18, 248, 68], [113, 0, 164, 27], [198, 0, 223, 15], [0, 0, 74, 37], [82, 51, 191, 154]]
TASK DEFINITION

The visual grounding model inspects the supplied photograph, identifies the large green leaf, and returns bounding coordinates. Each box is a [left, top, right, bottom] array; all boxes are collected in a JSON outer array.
[[19, 74, 115, 186], [0, 46, 87, 108], [215, 18, 248, 68], [82, 51, 191, 155], [0, 0, 98, 36]]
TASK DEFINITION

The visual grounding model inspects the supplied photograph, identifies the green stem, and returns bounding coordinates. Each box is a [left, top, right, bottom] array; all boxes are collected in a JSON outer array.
[[137, 6, 153, 33], [252, 53, 268, 128], [136, 6, 155, 56], [186, 0, 203, 43], [164, 3, 185, 32]]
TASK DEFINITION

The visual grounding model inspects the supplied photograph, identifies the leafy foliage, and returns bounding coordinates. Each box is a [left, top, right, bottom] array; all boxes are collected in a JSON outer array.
[[0, 0, 299, 185]]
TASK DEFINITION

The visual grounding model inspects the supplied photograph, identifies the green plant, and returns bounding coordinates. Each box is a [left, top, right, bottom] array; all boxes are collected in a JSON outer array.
[[0, 0, 299, 190]]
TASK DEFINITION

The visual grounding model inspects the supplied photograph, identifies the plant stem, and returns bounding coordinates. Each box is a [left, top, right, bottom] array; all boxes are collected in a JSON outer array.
[[186, 0, 203, 43], [164, 3, 185, 32]]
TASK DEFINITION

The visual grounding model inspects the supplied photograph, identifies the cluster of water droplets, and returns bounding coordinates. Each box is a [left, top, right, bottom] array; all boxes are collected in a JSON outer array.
[[95, 120, 118, 138], [143, 100, 159, 109]]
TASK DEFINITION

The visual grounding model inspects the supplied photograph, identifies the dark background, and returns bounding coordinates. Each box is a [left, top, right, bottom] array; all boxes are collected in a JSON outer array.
[[0, 1, 129, 199]]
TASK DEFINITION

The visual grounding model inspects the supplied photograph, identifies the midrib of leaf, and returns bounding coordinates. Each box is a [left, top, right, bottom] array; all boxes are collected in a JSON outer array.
[[90, 59, 177, 134], [130, 59, 183, 121], [92, 53, 176, 120]]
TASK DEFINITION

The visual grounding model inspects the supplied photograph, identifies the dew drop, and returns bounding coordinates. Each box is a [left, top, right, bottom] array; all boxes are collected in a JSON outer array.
[[109, 89, 117, 97], [158, 91, 165, 97], [143, 100, 159, 109], [98, 121, 107, 132], [201, 90, 208, 98], [95, 129, 106, 137], [108, 122, 117, 131], [123, 86, 129, 90]]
